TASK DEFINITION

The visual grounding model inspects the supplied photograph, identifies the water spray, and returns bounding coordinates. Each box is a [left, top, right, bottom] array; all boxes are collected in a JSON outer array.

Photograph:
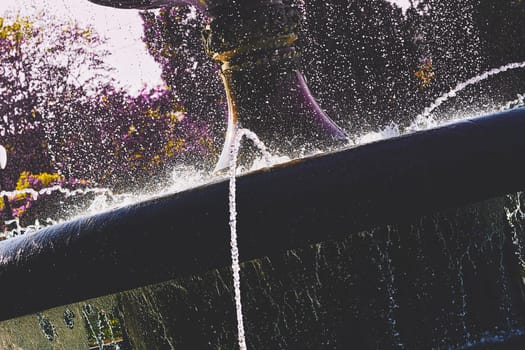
[[413, 61, 525, 123], [356, 61, 525, 145], [0, 185, 130, 238], [88, 0, 348, 172], [228, 127, 272, 350]]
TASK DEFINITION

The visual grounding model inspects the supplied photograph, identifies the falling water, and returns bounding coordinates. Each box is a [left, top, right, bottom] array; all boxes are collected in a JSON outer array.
[[228, 127, 272, 350], [374, 228, 403, 348]]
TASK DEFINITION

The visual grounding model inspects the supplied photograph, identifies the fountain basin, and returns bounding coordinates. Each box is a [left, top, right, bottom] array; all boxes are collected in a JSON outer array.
[[0, 108, 525, 348]]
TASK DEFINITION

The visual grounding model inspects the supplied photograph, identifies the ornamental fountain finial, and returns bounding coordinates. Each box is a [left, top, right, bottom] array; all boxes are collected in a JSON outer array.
[[88, 0, 348, 169]]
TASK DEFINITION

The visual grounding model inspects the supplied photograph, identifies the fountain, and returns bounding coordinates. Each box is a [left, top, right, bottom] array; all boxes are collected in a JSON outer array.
[[0, 1, 525, 349], [0, 105, 524, 348]]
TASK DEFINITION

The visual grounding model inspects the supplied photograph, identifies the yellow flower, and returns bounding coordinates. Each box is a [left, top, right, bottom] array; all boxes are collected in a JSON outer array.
[[16, 171, 31, 191], [415, 61, 435, 89], [36, 172, 62, 187], [0, 17, 32, 44], [15, 171, 62, 191], [145, 107, 161, 119], [128, 125, 137, 135]]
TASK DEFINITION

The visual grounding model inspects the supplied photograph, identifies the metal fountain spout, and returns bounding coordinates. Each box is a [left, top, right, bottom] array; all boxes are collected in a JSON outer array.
[[88, 0, 349, 170]]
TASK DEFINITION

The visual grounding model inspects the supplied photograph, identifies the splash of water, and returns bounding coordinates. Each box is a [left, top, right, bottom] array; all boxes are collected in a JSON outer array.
[[354, 122, 401, 145], [0, 186, 113, 202], [5, 61, 525, 239], [0, 164, 215, 239], [412, 61, 525, 124], [0, 218, 42, 239], [0, 185, 115, 238], [354, 62, 525, 145], [228, 127, 272, 350], [499, 93, 525, 112], [0, 184, 130, 238]]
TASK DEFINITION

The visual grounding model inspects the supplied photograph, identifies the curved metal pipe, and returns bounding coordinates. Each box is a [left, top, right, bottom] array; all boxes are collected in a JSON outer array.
[[0, 107, 525, 321]]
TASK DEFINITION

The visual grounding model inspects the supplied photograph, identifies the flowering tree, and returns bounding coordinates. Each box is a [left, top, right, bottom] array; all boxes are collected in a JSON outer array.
[[0, 17, 52, 187], [0, 13, 212, 230], [141, 7, 226, 138], [71, 86, 213, 191]]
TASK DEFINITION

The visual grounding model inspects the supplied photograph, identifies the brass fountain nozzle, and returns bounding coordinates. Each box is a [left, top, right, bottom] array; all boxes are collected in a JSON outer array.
[[203, 1, 347, 170]]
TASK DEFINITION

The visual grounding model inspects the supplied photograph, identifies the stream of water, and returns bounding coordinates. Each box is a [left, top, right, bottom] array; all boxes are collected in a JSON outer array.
[[228, 127, 272, 350]]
